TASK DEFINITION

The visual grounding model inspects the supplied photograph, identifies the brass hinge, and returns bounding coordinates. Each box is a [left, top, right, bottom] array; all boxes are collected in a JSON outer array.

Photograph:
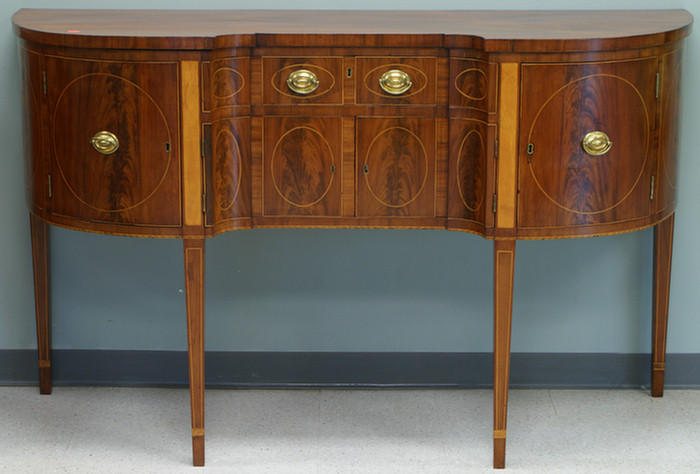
[[202, 193, 207, 214], [655, 72, 660, 99], [200, 138, 206, 158], [492, 193, 497, 214], [42, 71, 47, 95], [650, 175, 655, 200], [47, 174, 52, 198], [494, 139, 499, 159]]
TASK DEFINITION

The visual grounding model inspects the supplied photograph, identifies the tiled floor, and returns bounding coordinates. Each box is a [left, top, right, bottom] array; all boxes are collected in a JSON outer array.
[[1, 387, 699, 473]]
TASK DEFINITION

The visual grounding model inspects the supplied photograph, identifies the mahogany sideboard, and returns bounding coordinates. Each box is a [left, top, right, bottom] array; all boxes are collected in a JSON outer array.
[[13, 9, 693, 468]]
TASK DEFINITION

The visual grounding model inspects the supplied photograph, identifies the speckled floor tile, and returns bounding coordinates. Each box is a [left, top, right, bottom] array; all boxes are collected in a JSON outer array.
[[1, 387, 699, 473]]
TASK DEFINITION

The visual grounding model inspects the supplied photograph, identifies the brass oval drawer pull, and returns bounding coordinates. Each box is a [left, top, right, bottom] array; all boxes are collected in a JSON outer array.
[[582, 131, 612, 156], [379, 69, 412, 95], [286, 69, 319, 95], [90, 131, 120, 155]]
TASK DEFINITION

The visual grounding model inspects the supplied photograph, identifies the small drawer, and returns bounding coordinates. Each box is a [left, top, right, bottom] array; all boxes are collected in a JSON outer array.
[[262, 56, 343, 105], [355, 57, 437, 105], [206, 56, 250, 111], [450, 58, 495, 113]]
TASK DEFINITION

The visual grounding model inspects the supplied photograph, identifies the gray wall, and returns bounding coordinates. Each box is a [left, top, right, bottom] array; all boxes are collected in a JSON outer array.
[[1, 1, 699, 358]]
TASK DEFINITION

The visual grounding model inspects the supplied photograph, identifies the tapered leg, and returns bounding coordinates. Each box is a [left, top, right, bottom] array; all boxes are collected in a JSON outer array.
[[184, 238, 205, 466], [493, 239, 516, 469], [651, 214, 674, 398], [30, 213, 52, 395]]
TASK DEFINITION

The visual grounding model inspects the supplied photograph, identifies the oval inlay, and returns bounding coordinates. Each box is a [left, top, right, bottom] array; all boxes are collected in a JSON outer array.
[[271, 64, 335, 99], [214, 129, 242, 211], [270, 126, 335, 207], [364, 127, 428, 208], [457, 129, 485, 212], [364, 64, 428, 99], [52, 73, 172, 213], [528, 74, 649, 215], [455, 68, 487, 101], [212, 67, 245, 100]]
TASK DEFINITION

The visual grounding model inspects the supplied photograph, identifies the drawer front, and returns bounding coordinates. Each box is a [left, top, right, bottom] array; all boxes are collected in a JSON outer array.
[[450, 58, 496, 113], [262, 57, 344, 105], [45, 55, 182, 227], [205, 56, 250, 111], [262, 116, 342, 217], [356, 117, 436, 217], [355, 57, 436, 105], [517, 58, 657, 230]]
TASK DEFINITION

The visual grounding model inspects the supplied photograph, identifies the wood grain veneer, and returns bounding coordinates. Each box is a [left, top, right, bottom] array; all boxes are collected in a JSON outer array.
[[13, 9, 692, 469], [12, 9, 693, 51]]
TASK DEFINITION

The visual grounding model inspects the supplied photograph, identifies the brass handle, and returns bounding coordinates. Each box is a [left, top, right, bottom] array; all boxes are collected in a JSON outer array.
[[90, 131, 120, 155], [582, 131, 612, 156], [286, 69, 319, 95], [379, 69, 412, 95]]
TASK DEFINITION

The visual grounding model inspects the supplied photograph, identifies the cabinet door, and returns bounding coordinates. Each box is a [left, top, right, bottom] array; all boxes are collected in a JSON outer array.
[[205, 118, 251, 227], [262, 116, 342, 217], [448, 118, 489, 227], [518, 58, 657, 230], [46, 56, 181, 227], [356, 117, 436, 217]]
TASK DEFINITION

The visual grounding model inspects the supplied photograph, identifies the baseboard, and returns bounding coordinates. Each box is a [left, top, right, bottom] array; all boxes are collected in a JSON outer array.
[[1, 350, 699, 389]]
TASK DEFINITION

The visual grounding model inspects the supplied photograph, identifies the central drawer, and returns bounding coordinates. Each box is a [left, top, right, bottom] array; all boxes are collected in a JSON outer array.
[[262, 56, 344, 105], [355, 56, 437, 105]]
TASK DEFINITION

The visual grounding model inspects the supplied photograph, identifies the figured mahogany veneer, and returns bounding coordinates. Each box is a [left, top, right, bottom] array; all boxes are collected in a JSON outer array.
[[13, 9, 692, 468]]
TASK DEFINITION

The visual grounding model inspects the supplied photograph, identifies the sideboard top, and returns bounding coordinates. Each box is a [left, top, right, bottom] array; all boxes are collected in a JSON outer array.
[[12, 9, 693, 52]]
